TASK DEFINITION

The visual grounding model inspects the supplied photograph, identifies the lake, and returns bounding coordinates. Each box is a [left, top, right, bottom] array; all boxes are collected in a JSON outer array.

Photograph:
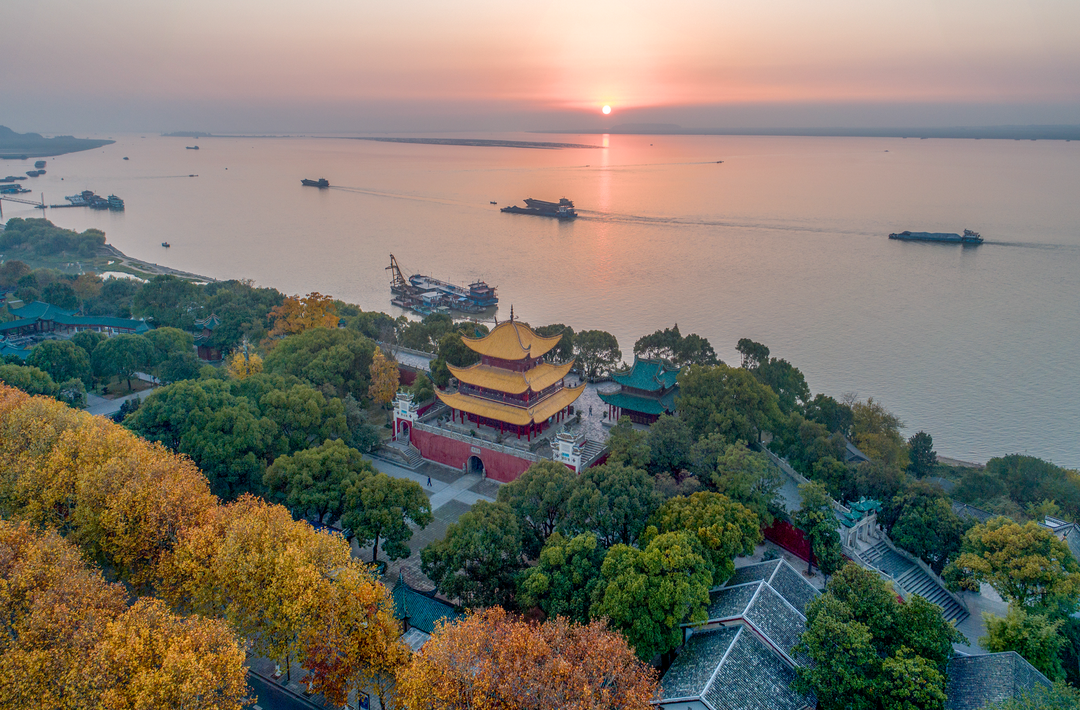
[[4, 132, 1079, 467]]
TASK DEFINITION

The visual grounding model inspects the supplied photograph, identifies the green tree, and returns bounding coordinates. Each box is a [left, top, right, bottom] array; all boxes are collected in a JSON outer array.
[[90, 334, 156, 391], [516, 532, 605, 623], [645, 414, 693, 475], [851, 397, 909, 469], [573, 330, 621, 381], [605, 417, 651, 469], [263, 327, 376, 400], [496, 459, 577, 557], [256, 381, 348, 455], [132, 275, 203, 329], [677, 363, 782, 444], [534, 324, 575, 363], [41, 280, 79, 310], [344, 472, 433, 563], [0, 363, 59, 398], [0, 259, 31, 289], [26, 340, 92, 388], [735, 338, 770, 369], [634, 324, 719, 367], [878, 649, 947, 710], [565, 462, 663, 548], [981, 607, 1065, 681], [945, 517, 1080, 612], [144, 326, 195, 363], [980, 682, 1080, 709], [58, 378, 87, 409], [643, 491, 762, 584], [263, 439, 375, 523], [794, 595, 880, 710], [71, 330, 107, 362], [753, 357, 810, 415], [793, 481, 842, 576], [436, 331, 480, 368], [886, 483, 967, 574], [907, 431, 937, 478], [768, 412, 847, 479], [694, 439, 784, 527], [804, 393, 854, 436], [421, 501, 524, 609], [591, 531, 712, 661]]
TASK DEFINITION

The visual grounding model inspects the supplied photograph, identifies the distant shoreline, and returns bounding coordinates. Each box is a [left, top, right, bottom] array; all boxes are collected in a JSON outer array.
[[348, 136, 604, 150], [0, 126, 115, 159], [540, 125, 1080, 141]]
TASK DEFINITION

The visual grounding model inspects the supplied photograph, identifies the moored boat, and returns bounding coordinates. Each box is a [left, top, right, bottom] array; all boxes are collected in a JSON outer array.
[[501, 196, 577, 219]]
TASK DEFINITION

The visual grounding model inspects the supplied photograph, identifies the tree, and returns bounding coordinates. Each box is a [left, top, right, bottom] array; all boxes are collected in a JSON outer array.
[[793, 481, 842, 575], [132, 274, 202, 329], [368, 348, 400, 406], [793, 596, 880, 710], [343, 472, 433, 563], [644, 491, 761, 584], [517, 532, 605, 623], [768, 412, 847, 479], [805, 393, 855, 436], [634, 324, 719, 366], [263, 438, 375, 523], [736, 338, 770, 369], [0, 258, 31, 289], [495, 459, 577, 556], [851, 397, 909, 469], [565, 462, 663, 548], [945, 517, 1080, 612], [395, 607, 658, 709], [591, 531, 712, 661], [254, 380, 349, 455], [41, 280, 79, 309], [534, 323, 575, 363], [436, 331, 480, 367], [57, 378, 87, 408], [0, 363, 59, 398], [143, 325, 195, 363], [606, 417, 652, 469], [877, 649, 948, 710], [421, 501, 525, 608], [645, 414, 693, 475], [574, 329, 621, 380], [71, 329, 107, 361], [694, 438, 784, 527], [263, 327, 376, 400], [269, 291, 339, 337], [159, 351, 202, 383], [677, 363, 782, 444], [91, 333, 156, 391], [753, 357, 810, 414], [981, 683, 1080, 710], [981, 607, 1065, 681], [886, 483, 967, 574], [907, 431, 937, 478]]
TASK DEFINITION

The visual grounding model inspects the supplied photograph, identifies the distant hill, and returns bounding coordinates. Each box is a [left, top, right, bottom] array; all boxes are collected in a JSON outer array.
[[0, 126, 114, 159]]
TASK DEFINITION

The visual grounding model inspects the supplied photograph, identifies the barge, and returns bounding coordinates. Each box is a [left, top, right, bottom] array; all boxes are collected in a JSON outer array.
[[500, 196, 577, 219], [301, 178, 330, 188], [889, 229, 983, 244], [387, 254, 498, 316]]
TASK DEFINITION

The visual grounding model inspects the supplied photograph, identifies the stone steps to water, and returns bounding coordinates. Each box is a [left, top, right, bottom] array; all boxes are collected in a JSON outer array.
[[862, 541, 969, 624]]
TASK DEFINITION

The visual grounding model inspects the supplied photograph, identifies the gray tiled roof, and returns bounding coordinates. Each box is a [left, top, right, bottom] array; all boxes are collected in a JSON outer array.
[[945, 652, 1052, 710], [951, 502, 995, 524], [658, 626, 741, 701], [706, 582, 761, 621], [744, 584, 806, 661], [727, 560, 781, 587], [766, 560, 819, 615], [702, 628, 815, 710]]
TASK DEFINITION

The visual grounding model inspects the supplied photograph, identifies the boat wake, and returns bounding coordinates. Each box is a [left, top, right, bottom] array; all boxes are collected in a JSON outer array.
[[575, 209, 865, 236]]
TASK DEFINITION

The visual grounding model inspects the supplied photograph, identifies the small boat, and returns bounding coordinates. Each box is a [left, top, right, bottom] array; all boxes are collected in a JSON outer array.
[[34, 160, 46, 169], [301, 178, 330, 188], [490, 201, 497, 205], [123, 157, 129, 160], [26, 170, 42, 177], [107, 195, 125, 211], [162, 242, 170, 248], [186, 146, 199, 150]]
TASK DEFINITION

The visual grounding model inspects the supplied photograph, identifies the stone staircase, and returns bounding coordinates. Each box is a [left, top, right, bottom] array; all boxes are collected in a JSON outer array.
[[401, 444, 425, 469], [861, 541, 969, 624], [579, 440, 608, 469]]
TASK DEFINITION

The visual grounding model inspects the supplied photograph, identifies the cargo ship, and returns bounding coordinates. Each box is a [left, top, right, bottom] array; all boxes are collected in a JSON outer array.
[[301, 178, 330, 188], [500, 197, 577, 219], [387, 254, 498, 315], [889, 229, 983, 244]]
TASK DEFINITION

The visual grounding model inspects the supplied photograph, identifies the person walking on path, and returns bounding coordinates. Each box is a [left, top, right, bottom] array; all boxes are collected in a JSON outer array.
[[427, 476, 432, 487]]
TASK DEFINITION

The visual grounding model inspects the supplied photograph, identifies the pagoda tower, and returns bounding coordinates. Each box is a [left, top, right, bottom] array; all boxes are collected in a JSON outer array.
[[435, 317, 585, 441]]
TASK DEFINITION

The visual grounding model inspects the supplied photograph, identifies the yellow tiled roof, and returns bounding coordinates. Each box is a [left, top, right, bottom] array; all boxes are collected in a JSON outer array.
[[435, 384, 585, 427], [447, 360, 575, 395], [461, 321, 563, 361]]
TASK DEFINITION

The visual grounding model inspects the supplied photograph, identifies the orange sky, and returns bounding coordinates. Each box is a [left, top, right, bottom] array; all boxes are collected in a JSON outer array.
[[3, 0, 1078, 131]]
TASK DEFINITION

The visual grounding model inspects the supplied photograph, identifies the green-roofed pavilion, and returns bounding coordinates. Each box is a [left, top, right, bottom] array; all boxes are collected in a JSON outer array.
[[598, 356, 680, 424], [3, 301, 150, 337], [391, 576, 463, 648]]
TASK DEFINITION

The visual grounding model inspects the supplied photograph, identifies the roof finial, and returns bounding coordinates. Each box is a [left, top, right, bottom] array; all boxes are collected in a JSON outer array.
[[510, 305, 514, 322]]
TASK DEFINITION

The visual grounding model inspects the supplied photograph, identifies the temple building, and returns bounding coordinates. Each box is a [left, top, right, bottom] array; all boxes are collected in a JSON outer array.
[[598, 356, 679, 424], [435, 317, 584, 440], [395, 315, 594, 482]]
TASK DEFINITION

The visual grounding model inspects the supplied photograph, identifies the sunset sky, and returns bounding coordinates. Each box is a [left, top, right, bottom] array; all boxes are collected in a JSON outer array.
[[3, 0, 1079, 133]]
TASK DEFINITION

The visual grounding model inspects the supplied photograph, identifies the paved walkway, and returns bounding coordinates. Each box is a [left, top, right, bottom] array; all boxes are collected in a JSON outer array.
[[86, 390, 146, 417]]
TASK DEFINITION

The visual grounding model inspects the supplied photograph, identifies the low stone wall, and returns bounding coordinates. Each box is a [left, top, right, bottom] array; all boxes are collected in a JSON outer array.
[[410, 425, 540, 483]]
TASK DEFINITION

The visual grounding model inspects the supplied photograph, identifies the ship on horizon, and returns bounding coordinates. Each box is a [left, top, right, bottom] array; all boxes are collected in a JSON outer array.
[[501, 197, 577, 219], [301, 178, 330, 188], [889, 229, 983, 244]]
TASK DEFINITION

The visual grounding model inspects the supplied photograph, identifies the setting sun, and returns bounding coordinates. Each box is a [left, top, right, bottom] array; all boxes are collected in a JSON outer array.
[[602, 105, 611, 114]]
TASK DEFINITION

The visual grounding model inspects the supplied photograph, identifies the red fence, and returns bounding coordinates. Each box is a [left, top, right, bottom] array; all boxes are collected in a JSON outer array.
[[762, 519, 812, 563]]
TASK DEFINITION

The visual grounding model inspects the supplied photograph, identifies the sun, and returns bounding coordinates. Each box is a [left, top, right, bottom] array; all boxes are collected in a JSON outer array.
[[602, 105, 611, 115]]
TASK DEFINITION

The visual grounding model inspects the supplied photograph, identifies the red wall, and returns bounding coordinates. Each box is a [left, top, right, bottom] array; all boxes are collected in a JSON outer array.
[[398, 366, 418, 386], [763, 519, 812, 563], [410, 428, 534, 483]]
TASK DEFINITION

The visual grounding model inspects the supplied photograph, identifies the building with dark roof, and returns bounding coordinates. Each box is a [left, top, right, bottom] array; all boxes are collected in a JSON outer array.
[[654, 559, 819, 710], [193, 313, 222, 361], [2, 300, 150, 336], [598, 356, 680, 424], [390, 576, 463, 651], [945, 652, 1052, 710]]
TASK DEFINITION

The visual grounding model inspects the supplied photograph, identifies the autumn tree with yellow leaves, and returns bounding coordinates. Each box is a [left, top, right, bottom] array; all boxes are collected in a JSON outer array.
[[368, 348, 400, 406], [396, 606, 658, 710], [0, 520, 248, 710], [269, 291, 339, 337], [226, 349, 264, 379]]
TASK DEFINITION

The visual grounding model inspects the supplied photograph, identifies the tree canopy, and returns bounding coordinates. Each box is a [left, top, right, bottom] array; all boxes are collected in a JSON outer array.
[[343, 471, 433, 563], [263, 327, 376, 400], [574, 329, 622, 380], [677, 363, 782, 444]]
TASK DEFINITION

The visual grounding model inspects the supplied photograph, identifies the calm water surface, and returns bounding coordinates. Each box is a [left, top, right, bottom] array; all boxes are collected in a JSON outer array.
[[5, 133, 1079, 467]]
